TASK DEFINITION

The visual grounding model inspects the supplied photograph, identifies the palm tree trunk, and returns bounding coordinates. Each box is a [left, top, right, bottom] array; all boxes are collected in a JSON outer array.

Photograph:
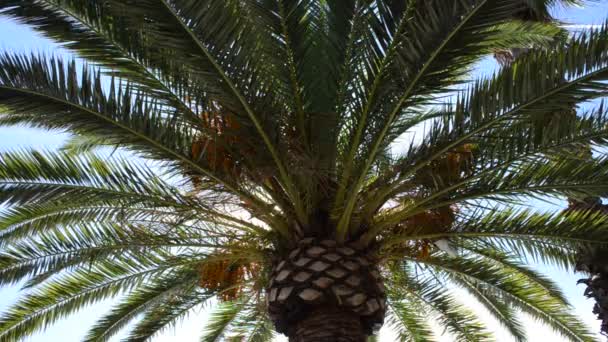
[[576, 245, 608, 338], [564, 198, 608, 338], [570, 198, 608, 338], [267, 238, 386, 341], [288, 306, 367, 342]]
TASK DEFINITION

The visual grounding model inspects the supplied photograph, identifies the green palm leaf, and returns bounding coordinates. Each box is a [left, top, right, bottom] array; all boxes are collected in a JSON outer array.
[[0, 255, 197, 341], [453, 276, 527, 342], [84, 272, 199, 342], [200, 297, 252, 342], [126, 290, 212, 342], [418, 254, 593, 341], [389, 266, 493, 341], [386, 300, 436, 341]]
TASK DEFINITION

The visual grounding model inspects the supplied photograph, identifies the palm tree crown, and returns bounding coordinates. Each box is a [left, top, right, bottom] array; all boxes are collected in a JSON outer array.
[[0, 0, 608, 341]]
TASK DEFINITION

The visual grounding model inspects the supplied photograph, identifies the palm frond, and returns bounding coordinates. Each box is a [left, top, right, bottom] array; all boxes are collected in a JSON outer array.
[[84, 272, 199, 342], [416, 254, 594, 341], [230, 305, 275, 342], [141, 0, 300, 216], [385, 207, 608, 248], [0, 221, 226, 288], [477, 237, 577, 270], [461, 243, 569, 302], [366, 99, 608, 218], [386, 300, 437, 342], [452, 276, 527, 342], [0, 54, 292, 225], [126, 290, 212, 342], [389, 265, 493, 341], [0, 254, 198, 341], [200, 297, 251, 342], [334, 0, 566, 239], [381, 21, 608, 202], [60, 134, 111, 155], [376, 153, 608, 232], [0, 0, 199, 121], [0, 150, 188, 207], [0, 150, 266, 241]]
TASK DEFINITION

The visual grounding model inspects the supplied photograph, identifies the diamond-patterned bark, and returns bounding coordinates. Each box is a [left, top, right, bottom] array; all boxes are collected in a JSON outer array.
[[266, 238, 386, 336]]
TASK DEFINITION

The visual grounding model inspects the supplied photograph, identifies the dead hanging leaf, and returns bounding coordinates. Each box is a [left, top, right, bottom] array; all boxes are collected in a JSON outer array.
[[392, 145, 474, 259], [405, 206, 456, 233], [415, 143, 477, 187], [418, 241, 431, 259], [198, 259, 244, 301], [198, 257, 259, 302], [188, 111, 246, 189], [391, 206, 457, 259]]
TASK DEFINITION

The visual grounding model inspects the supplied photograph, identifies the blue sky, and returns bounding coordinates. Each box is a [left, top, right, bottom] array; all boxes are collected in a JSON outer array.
[[1, 2, 608, 341]]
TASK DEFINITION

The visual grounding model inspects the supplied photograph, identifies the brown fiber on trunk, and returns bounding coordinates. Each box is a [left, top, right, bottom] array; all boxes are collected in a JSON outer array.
[[288, 306, 367, 342]]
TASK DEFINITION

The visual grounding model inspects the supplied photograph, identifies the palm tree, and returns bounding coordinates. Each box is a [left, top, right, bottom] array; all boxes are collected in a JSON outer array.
[[1, 0, 608, 341], [564, 198, 608, 338]]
